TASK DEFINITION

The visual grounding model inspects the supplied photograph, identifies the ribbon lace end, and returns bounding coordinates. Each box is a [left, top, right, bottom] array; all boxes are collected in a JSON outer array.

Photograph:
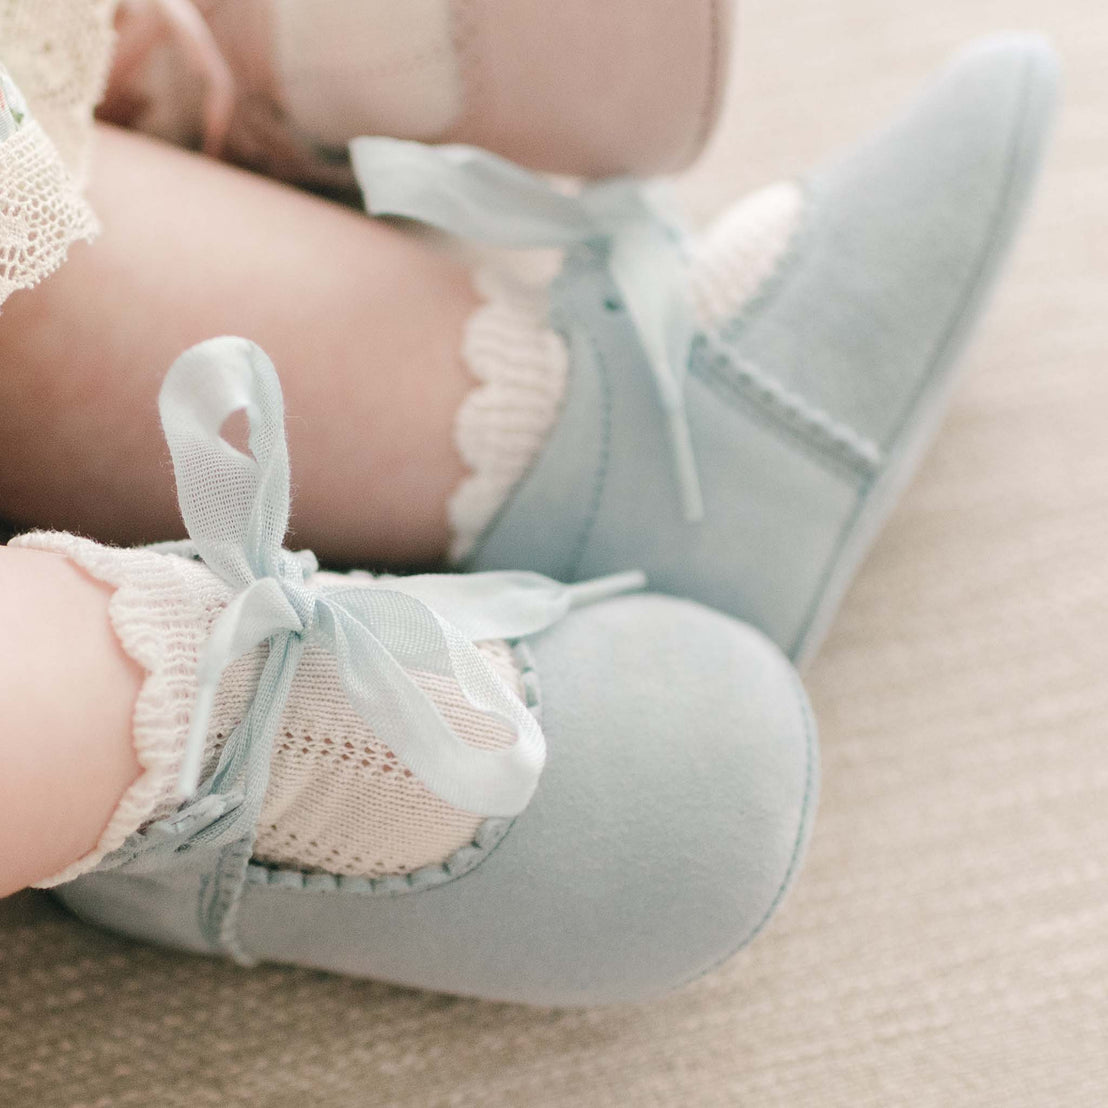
[[177, 683, 217, 799], [564, 571, 647, 609], [667, 412, 705, 523], [176, 741, 203, 800]]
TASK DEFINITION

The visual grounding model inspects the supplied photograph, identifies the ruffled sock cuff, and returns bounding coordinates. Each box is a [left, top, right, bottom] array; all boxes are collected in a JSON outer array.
[[11, 532, 233, 888], [448, 267, 568, 561]]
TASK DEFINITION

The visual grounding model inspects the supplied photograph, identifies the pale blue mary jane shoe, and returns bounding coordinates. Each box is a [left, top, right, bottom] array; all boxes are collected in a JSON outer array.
[[352, 34, 1059, 664], [50, 337, 816, 1007]]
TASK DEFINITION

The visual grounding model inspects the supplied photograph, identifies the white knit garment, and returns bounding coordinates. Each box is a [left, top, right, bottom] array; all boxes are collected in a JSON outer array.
[[16, 531, 527, 888], [0, 0, 114, 308], [688, 181, 805, 328], [447, 182, 806, 558]]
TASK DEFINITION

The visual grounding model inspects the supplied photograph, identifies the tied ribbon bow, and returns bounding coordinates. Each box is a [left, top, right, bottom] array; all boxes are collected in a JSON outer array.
[[160, 337, 643, 817], [350, 138, 705, 522]]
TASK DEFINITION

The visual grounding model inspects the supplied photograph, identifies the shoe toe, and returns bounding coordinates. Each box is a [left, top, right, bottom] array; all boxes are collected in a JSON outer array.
[[247, 594, 816, 1006], [489, 593, 818, 1004], [730, 33, 1060, 451], [52, 595, 816, 1006]]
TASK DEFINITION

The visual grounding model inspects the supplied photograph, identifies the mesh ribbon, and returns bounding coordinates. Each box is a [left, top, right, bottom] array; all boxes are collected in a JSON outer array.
[[157, 336, 644, 818]]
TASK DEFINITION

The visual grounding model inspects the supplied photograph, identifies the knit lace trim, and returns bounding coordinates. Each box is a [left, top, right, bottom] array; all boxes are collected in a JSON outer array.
[[448, 266, 569, 561], [688, 180, 805, 330], [0, 0, 115, 309], [14, 531, 231, 888], [0, 106, 99, 307]]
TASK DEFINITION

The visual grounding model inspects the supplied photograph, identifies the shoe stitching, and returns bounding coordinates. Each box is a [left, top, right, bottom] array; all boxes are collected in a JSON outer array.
[[240, 642, 542, 899], [243, 816, 516, 897], [218, 840, 261, 963], [198, 838, 253, 959], [688, 180, 885, 477], [692, 337, 884, 480]]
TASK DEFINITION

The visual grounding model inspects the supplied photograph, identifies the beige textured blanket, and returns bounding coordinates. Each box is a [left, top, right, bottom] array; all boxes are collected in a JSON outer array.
[[1, 0, 1105, 1104]]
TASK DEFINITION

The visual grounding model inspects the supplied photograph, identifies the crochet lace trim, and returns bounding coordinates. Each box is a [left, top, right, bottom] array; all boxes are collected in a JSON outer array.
[[0, 0, 115, 309], [15, 531, 229, 888], [688, 180, 805, 329], [17, 533, 529, 887]]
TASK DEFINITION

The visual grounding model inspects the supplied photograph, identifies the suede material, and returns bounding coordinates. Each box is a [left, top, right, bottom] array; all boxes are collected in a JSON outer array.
[[465, 37, 1059, 662], [469, 256, 859, 652], [55, 594, 816, 1007], [55, 858, 214, 958], [731, 35, 1060, 450]]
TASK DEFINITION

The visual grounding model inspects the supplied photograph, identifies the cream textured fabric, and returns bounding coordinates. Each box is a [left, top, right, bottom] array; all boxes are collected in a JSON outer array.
[[274, 0, 461, 146], [16, 531, 525, 887], [689, 180, 805, 327], [0, 0, 115, 182], [0, 0, 113, 309], [254, 625, 521, 877], [3, 3, 1107, 1104]]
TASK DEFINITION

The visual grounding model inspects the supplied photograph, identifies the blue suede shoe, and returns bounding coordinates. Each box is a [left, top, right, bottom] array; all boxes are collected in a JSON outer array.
[[352, 34, 1059, 663], [41, 337, 816, 1007]]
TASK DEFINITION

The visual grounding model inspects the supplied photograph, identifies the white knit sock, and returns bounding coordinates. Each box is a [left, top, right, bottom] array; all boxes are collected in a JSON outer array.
[[448, 266, 570, 560], [447, 181, 807, 560], [17, 531, 529, 888], [688, 181, 806, 330]]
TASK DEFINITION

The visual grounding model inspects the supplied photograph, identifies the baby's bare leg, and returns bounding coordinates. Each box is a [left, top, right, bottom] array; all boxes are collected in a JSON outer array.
[[0, 124, 476, 566], [0, 546, 142, 896]]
